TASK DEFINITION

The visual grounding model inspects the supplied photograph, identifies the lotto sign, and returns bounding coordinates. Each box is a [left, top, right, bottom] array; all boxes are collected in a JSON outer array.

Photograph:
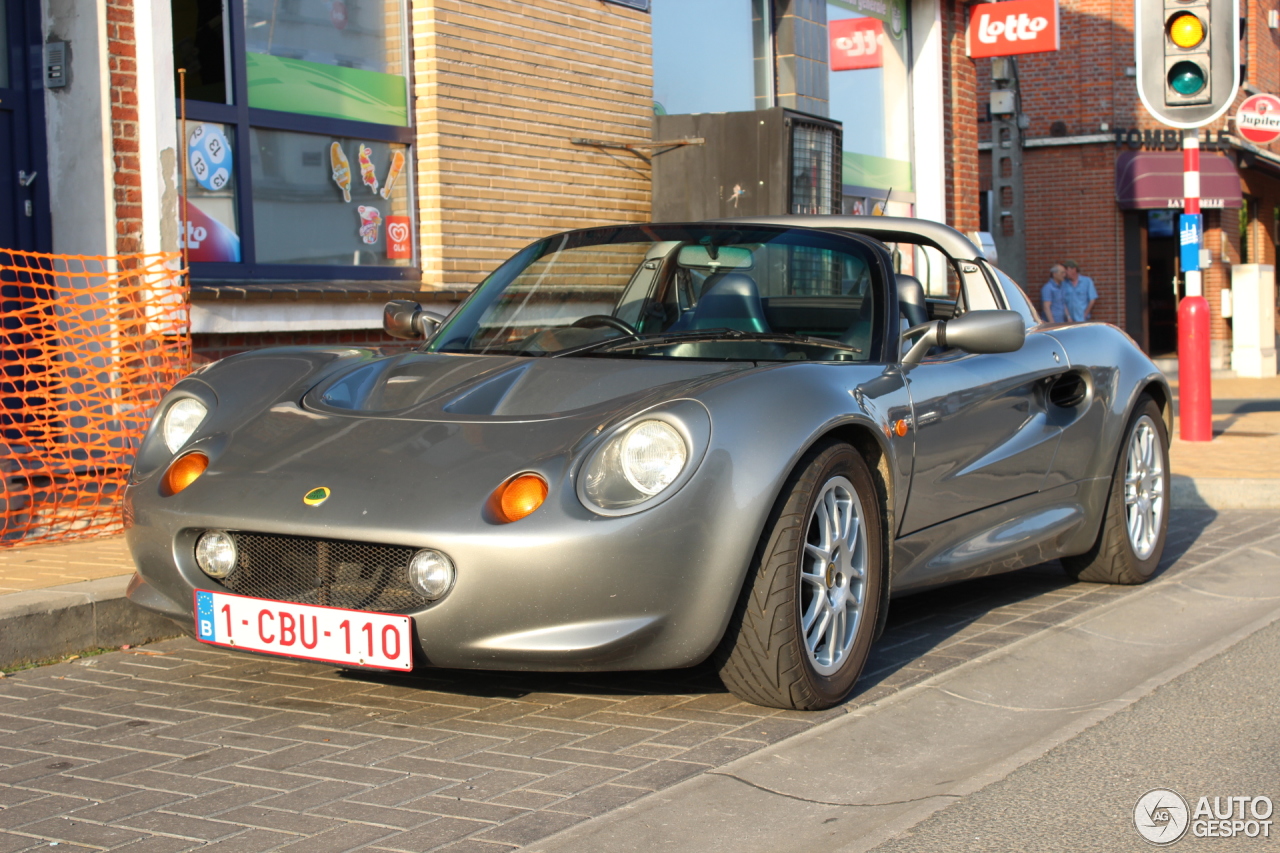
[[830, 18, 884, 71], [967, 0, 1060, 58], [1235, 94, 1280, 144], [386, 215, 412, 259], [187, 123, 232, 192]]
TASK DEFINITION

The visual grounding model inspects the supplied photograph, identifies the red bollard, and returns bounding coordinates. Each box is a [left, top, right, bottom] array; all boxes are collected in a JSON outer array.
[[1178, 294, 1213, 441]]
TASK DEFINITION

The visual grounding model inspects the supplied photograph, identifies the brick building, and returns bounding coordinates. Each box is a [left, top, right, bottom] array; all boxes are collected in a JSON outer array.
[[976, 0, 1280, 364], [6, 0, 997, 362]]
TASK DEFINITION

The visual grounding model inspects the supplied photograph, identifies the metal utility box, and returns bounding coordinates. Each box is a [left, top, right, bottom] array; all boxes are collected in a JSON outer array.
[[652, 107, 842, 221]]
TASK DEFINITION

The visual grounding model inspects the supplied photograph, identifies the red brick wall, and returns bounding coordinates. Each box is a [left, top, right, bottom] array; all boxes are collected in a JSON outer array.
[[943, 0, 980, 233], [106, 0, 141, 256], [193, 330, 419, 365], [1022, 146, 1125, 325], [970, 0, 1280, 345]]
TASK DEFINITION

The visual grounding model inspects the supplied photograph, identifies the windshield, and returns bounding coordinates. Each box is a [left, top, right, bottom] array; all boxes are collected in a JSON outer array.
[[428, 225, 887, 362]]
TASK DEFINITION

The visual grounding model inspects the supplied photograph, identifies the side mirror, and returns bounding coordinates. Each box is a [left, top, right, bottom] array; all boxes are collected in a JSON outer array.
[[383, 300, 447, 340], [901, 310, 1025, 366]]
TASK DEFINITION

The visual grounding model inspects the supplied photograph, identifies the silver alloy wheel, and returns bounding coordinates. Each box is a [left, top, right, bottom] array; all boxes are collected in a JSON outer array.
[[800, 475, 868, 676], [1124, 414, 1166, 561]]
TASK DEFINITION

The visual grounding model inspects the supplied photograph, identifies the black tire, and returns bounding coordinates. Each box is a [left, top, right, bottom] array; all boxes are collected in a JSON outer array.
[[1062, 395, 1169, 584], [715, 442, 883, 710]]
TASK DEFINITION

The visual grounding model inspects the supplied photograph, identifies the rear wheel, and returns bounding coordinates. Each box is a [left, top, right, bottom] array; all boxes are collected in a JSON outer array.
[[716, 442, 883, 710], [1063, 395, 1169, 584]]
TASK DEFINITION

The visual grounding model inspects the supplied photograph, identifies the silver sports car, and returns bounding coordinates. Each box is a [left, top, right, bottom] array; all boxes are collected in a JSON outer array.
[[124, 217, 1171, 710]]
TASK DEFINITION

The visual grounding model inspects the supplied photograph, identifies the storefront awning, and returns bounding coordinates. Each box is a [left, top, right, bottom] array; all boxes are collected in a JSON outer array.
[[1115, 151, 1243, 209]]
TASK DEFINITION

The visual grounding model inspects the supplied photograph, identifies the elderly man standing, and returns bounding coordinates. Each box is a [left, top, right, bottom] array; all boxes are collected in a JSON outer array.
[[1062, 260, 1099, 321], [1040, 264, 1068, 323]]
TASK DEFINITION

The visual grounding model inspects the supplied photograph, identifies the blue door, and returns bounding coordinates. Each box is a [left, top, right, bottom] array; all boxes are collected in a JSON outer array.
[[1, 0, 51, 252], [2, 0, 53, 449]]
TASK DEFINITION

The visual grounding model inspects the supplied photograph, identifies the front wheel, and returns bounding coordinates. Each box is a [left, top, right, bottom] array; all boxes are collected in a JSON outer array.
[[716, 442, 883, 710], [1062, 395, 1169, 584]]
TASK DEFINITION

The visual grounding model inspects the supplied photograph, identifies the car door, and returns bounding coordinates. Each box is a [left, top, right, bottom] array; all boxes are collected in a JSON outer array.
[[899, 262, 1066, 536]]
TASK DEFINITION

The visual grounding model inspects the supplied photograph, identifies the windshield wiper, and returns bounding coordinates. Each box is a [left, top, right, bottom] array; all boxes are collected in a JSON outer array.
[[548, 328, 862, 358]]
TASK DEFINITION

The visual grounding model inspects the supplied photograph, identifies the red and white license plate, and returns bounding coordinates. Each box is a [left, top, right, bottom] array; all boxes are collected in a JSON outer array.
[[194, 589, 413, 671]]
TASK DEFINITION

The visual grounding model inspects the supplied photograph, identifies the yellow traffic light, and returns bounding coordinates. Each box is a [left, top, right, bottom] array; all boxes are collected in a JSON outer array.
[[1168, 11, 1206, 48]]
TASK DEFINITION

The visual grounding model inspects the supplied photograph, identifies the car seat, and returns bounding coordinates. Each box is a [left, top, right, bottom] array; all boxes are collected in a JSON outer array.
[[687, 272, 770, 333], [896, 273, 929, 328], [840, 293, 875, 354]]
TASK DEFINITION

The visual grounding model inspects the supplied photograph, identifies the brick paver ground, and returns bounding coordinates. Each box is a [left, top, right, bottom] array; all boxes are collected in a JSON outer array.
[[0, 509, 1273, 852], [0, 538, 137, 594]]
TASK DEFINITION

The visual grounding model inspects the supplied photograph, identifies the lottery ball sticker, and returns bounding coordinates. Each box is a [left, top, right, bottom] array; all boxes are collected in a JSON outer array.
[[188, 124, 232, 192]]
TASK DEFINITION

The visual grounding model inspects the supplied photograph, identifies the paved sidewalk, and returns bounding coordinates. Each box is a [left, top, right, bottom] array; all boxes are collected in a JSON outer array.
[[0, 510, 1271, 853], [1169, 374, 1280, 477], [0, 537, 136, 594]]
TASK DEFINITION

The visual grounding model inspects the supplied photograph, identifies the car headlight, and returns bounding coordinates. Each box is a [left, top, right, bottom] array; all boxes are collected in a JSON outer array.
[[408, 549, 456, 600], [579, 406, 709, 514], [163, 398, 208, 453], [195, 530, 238, 579]]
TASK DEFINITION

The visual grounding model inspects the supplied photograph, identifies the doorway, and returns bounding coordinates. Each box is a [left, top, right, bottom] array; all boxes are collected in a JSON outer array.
[[1, 0, 51, 252], [1145, 210, 1179, 356], [1123, 208, 1179, 355]]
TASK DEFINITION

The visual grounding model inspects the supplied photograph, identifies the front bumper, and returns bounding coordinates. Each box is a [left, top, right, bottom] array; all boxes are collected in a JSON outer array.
[[124, 458, 753, 672]]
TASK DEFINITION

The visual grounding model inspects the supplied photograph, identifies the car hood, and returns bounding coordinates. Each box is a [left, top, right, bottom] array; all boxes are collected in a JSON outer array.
[[134, 349, 755, 531], [302, 351, 751, 421]]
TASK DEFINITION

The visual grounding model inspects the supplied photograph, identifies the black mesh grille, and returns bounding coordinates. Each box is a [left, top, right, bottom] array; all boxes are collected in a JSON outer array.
[[218, 532, 426, 613]]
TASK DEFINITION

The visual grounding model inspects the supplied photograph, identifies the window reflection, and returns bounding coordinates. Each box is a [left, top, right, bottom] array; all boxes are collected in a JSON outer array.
[[827, 0, 913, 213]]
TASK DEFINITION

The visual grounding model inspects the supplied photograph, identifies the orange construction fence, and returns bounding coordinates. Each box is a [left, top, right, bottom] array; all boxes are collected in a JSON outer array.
[[1, 251, 191, 547]]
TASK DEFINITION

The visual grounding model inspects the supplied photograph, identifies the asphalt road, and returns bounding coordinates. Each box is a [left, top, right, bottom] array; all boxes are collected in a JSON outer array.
[[870, 612, 1280, 852]]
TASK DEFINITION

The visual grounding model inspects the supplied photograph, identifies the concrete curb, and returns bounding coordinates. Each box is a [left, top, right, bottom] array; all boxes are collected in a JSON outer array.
[[1172, 474, 1280, 509], [0, 575, 180, 669]]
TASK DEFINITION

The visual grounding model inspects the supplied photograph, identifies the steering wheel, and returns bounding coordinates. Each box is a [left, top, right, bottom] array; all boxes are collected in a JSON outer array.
[[571, 315, 638, 335]]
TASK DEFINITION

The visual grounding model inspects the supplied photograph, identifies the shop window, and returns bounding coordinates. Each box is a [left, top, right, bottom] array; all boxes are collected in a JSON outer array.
[[826, 0, 914, 213], [172, 0, 230, 104], [251, 129, 411, 266], [652, 0, 770, 116], [243, 0, 408, 125], [171, 0, 415, 281]]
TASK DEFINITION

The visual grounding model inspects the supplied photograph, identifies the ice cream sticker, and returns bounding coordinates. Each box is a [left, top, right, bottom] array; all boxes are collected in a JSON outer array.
[[386, 215, 411, 259], [381, 150, 405, 199], [358, 144, 379, 194], [357, 206, 382, 244], [330, 142, 352, 202]]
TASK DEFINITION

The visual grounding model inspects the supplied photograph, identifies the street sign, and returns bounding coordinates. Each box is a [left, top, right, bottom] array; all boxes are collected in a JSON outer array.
[[1180, 213, 1202, 272], [967, 0, 1060, 58], [1235, 93, 1280, 144]]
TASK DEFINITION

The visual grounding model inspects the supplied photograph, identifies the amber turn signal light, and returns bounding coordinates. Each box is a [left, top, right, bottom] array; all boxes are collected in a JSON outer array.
[[494, 474, 548, 523], [162, 452, 208, 496]]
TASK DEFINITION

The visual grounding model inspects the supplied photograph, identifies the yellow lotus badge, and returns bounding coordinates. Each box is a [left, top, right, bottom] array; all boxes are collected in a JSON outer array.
[[303, 487, 331, 507]]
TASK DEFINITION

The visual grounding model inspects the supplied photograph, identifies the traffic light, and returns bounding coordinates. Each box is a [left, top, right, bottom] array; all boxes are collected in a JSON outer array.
[[1135, 0, 1240, 127]]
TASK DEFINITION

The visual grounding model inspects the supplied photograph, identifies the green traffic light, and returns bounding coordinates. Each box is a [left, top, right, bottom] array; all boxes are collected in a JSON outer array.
[[1168, 60, 1207, 95]]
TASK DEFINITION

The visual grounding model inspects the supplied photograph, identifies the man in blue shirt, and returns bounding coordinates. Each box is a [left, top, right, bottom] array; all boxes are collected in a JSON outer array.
[[1040, 264, 1068, 323], [1062, 261, 1098, 321]]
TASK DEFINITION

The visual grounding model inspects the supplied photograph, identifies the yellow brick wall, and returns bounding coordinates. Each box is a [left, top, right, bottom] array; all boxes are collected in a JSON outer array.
[[410, 0, 653, 290]]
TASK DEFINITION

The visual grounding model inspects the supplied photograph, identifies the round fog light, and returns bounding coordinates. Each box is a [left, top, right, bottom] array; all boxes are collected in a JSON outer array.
[[408, 549, 455, 600], [195, 531, 238, 579]]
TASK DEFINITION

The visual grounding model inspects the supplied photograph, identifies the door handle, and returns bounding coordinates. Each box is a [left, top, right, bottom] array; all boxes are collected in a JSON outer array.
[[18, 171, 37, 187]]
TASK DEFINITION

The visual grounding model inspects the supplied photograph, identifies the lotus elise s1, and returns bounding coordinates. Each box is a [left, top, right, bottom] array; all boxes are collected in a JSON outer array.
[[124, 217, 1171, 710]]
